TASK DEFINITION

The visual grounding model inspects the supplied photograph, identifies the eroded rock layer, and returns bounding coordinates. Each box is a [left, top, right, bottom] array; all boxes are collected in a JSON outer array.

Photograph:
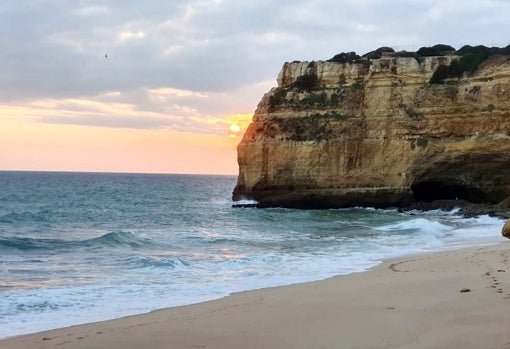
[[233, 54, 510, 208]]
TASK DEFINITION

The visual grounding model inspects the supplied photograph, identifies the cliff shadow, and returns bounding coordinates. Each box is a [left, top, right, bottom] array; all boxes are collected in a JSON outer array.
[[410, 152, 510, 204]]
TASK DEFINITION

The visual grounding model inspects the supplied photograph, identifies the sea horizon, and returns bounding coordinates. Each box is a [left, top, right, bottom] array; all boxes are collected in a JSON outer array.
[[0, 169, 238, 177]]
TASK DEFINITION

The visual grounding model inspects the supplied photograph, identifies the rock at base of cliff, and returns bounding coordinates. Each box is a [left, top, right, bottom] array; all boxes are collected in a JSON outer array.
[[502, 220, 510, 239]]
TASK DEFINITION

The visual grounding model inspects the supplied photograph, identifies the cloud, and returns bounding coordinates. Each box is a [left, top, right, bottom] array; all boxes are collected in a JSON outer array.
[[118, 30, 146, 43], [73, 6, 111, 16], [0, 0, 508, 134], [147, 87, 208, 99], [0, 80, 263, 135]]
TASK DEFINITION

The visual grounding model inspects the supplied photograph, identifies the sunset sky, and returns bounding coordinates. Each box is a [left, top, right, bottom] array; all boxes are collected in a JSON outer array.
[[1, 1, 509, 175]]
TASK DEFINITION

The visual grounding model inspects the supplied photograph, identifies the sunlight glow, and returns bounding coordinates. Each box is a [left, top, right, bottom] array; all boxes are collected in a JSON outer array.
[[0, 120, 240, 175], [0, 100, 253, 174], [226, 113, 252, 137], [229, 124, 241, 133]]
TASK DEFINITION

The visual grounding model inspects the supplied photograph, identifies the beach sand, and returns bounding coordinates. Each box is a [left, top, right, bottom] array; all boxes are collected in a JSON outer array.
[[2, 241, 510, 349]]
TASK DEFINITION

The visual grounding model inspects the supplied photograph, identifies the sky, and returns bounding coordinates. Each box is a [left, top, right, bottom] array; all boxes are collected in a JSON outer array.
[[1, 0, 509, 175]]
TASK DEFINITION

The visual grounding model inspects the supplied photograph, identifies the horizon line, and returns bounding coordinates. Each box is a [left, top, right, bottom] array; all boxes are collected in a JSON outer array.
[[0, 169, 238, 177]]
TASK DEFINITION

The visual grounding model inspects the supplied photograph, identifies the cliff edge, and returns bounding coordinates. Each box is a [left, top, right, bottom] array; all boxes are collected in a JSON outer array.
[[233, 46, 510, 209]]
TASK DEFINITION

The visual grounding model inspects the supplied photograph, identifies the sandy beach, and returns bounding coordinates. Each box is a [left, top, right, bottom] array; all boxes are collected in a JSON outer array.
[[2, 241, 510, 349]]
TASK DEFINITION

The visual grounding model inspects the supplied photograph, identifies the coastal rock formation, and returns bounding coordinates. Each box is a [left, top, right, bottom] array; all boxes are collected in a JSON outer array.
[[503, 220, 510, 239], [233, 49, 510, 208]]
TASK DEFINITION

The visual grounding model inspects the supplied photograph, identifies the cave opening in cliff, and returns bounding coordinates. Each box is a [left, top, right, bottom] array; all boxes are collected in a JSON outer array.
[[410, 154, 510, 204], [411, 150, 510, 204], [410, 181, 482, 202]]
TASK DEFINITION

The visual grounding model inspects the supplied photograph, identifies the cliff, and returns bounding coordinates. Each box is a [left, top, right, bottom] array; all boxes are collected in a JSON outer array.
[[233, 50, 510, 209]]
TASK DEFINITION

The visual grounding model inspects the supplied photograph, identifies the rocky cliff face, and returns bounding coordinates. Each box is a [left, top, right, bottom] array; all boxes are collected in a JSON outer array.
[[233, 54, 510, 208]]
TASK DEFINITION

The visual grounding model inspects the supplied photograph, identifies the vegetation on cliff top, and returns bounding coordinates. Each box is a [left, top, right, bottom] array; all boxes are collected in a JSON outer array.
[[327, 44, 508, 64], [267, 44, 509, 113], [326, 44, 510, 84], [326, 44, 455, 63], [430, 45, 510, 84]]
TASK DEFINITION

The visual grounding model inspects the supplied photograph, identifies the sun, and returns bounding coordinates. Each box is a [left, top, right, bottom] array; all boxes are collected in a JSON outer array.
[[229, 124, 241, 133], [225, 113, 252, 137]]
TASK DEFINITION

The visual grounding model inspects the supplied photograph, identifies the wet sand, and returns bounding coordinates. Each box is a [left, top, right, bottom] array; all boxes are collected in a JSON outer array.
[[2, 241, 510, 349]]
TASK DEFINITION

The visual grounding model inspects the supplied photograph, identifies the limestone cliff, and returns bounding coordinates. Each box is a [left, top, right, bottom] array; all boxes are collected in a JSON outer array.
[[233, 51, 510, 208]]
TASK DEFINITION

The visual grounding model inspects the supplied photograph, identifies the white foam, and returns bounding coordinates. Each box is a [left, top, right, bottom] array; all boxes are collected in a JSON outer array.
[[232, 199, 259, 205], [375, 218, 451, 236], [1, 212, 506, 339]]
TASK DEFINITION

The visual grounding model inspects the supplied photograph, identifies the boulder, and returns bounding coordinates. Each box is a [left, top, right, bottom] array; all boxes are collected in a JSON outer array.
[[503, 220, 510, 239]]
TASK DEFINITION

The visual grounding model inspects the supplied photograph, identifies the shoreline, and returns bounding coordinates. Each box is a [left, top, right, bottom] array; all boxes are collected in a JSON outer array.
[[2, 240, 510, 349], [233, 199, 510, 219]]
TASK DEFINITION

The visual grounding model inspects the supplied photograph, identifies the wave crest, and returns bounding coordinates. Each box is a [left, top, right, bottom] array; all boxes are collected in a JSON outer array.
[[0, 231, 157, 251], [376, 218, 451, 236]]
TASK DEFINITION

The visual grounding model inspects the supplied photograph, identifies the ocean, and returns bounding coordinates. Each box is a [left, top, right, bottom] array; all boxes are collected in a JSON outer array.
[[0, 171, 505, 338]]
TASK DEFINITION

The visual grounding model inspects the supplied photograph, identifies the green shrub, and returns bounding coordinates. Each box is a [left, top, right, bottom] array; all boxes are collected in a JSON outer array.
[[351, 81, 364, 91], [430, 64, 450, 84], [394, 51, 423, 63], [275, 113, 347, 142], [330, 93, 340, 105], [362, 47, 395, 59], [291, 74, 319, 92], [300, 90, 344, 109], [416, 137, 428, 148], [430, 45, 510, 84], [268, 88, 287, 109], [327, 51, 360, 63], [417, 44, 455, 57]]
